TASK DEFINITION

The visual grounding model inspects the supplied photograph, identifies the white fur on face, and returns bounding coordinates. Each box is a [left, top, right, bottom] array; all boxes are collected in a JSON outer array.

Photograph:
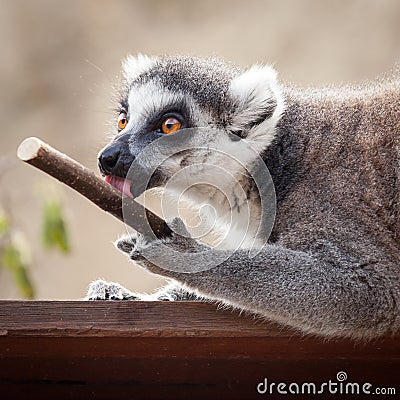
[[122, 78, 213, 150], [124, 82, 186, 136]]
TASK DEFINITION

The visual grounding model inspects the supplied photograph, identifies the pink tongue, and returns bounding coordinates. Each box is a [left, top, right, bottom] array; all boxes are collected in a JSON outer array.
[[104, 175, 133, 198]]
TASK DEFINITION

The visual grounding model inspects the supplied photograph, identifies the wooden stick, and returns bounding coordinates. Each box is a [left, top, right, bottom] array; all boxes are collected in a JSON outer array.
[[17, 137, 170, 238]]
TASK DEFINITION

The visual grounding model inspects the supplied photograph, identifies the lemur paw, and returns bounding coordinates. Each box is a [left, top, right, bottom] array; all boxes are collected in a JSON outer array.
[[116, 233, 138, 254], [115, 218, 208, 277], [84, 279, 139, 300], [117, 218, 204, 256]]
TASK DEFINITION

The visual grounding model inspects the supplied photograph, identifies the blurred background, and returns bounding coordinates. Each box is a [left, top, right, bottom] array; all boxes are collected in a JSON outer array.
[[1, 0, 399, 299]]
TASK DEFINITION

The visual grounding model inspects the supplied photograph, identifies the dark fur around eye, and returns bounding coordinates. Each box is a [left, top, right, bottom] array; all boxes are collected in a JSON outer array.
[[146, 101, 192, 133]]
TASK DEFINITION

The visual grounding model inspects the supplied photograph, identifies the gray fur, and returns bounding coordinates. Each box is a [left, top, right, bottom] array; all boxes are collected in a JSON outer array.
[[88, 55, 400, 340], [122, 55, 239, 118]]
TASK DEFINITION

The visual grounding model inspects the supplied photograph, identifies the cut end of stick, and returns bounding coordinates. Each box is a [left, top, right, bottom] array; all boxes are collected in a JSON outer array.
[[16, 136, 169, 238], [17, 137, 45, 161]]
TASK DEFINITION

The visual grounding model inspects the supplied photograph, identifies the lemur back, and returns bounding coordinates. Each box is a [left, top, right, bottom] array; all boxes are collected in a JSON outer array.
[[268, 83, 400, 249]]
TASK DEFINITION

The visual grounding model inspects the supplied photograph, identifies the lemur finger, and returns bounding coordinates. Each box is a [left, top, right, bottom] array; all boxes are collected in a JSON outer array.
[[115, 233, 138, 254]]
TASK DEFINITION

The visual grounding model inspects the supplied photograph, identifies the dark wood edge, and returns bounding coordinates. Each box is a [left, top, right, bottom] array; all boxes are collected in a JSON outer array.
[[0, 300, 399, 364], [0, 300, 285, 338], [0, 299, 398, 342]]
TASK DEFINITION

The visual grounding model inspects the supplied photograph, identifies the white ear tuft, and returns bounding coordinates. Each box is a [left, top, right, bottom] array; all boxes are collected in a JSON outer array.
[[229, 65, 284, 149], [122, 53, 157, 82]]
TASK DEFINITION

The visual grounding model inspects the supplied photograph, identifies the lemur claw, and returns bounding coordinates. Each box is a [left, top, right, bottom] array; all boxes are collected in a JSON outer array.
[[84, 279, 139, 300]]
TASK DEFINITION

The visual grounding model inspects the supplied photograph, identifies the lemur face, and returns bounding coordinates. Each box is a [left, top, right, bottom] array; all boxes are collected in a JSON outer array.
[[98, 55, 283, 199]]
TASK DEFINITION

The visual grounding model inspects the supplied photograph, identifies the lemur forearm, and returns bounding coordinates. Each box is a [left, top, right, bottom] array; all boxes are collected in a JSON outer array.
[[143, 244, 399, 338]]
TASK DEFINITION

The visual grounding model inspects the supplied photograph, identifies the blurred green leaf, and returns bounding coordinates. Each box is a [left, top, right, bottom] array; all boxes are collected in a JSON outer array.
[[0, 211, 8, 237], [14, 264, 35, 299], [42, 200, 70, 253], [1, 242, 35, 299], [2, 243, 20, 270]]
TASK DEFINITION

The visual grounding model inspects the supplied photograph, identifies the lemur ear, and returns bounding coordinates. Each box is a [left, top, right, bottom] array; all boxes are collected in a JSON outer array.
[[122, 54, 157, 82], [228, 65, 284, 147]]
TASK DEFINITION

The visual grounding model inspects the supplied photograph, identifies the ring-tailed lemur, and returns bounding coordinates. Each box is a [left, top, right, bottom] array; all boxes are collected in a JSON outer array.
[[86, 54, 400, 339]]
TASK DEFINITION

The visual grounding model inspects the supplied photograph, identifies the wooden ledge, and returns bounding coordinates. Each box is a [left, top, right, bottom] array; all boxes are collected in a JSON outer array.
[[0, 300, 285, 338], [0, 301, 399, 399]]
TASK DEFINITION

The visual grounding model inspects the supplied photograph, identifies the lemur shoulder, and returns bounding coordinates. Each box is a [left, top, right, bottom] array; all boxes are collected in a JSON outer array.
[[86, 55, 400, 340]]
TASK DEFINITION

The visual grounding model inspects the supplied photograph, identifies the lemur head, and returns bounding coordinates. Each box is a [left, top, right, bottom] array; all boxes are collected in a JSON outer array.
[[98, 54, 284, 199]]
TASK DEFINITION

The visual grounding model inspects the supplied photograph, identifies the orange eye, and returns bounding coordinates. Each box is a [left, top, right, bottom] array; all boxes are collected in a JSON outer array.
[[117, 112, 128, 130], [161, 117, 181, 134]]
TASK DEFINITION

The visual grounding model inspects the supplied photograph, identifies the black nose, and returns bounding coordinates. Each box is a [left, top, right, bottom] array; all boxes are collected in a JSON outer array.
[[98, 143, 121, 175]]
